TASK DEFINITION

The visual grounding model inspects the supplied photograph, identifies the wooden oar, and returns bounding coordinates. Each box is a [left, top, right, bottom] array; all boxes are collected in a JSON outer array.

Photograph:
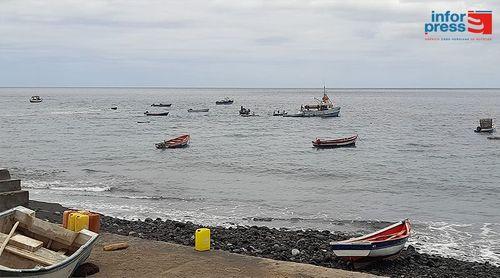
[[0, 221, 20, 257]]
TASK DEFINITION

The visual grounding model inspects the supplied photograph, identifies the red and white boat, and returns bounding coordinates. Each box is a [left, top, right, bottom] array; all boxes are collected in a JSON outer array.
[[156, 134, 190, 149], [330, 219, 411, 261], [312, 134, 357, 148]]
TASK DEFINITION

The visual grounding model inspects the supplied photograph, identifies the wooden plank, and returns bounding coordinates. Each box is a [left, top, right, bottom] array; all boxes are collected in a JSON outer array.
[[14, 210, 77, 246], [0, 221, 19, 256], [10, 234, 43, 252]]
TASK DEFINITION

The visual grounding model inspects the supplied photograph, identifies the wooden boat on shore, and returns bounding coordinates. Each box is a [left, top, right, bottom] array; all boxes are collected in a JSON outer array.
[[0, 206, 99, 277], [188, 108, 209, 113], [144, 111, 169, 116], [331, 219, 411, 261], [474, 118, 495, 133], [312, 134, 358, 148], [216, 97, 234, 105], [156, 134, 190, 149], [29, 96, 42, 103], [151, 103, 171, 107]]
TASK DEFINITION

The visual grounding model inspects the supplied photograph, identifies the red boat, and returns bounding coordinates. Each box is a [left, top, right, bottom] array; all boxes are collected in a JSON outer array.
[[312, 134, 358, 148], [156, 134, 190, 149], [331, 219, 411, 261]]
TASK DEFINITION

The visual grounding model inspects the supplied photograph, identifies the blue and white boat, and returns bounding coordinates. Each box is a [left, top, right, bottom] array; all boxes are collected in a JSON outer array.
[[330, 219, 411, 260]]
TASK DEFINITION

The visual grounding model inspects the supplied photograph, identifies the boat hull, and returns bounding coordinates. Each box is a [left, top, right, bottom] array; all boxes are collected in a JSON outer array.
[[151, 104, 171, 107], [188, 109, 209, 112], [284, 107, 340, 117], [313, 135, 358, 148], [145, 112, 169, 116], [331, 237, 408, 258]]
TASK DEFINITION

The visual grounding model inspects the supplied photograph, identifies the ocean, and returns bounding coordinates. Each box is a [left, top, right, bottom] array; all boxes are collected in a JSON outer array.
[[0, 88, 499, 265]]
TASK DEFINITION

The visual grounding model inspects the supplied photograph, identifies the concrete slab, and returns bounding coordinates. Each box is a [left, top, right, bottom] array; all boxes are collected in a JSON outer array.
[[88, 233, 383, 278], [0, 169, 11, 181], [0, 190, 29, 211], [0, 179, 21, 193]]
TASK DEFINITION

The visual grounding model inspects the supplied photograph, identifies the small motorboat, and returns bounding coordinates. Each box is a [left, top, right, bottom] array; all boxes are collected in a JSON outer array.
[[188, 108, 209, 113], [144, 111, 169, 116], [111, 106, 117, 110], [273, 110, 286, 116], [151, 103, 171, 107], [137, 121, 150, 124], [0, 206, 99, 277], [474, 118, 495, 133], [330, 219, 411, 261], [29, 96, 42, 103], [156, 134, 190, 149], [239, 106, 251, 116], [216, 97, 234, 105], [313, 134, 358, 148]]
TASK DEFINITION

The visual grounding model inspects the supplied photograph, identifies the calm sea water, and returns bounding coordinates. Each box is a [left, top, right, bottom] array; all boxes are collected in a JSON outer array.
[[1, 88, 499, 264]]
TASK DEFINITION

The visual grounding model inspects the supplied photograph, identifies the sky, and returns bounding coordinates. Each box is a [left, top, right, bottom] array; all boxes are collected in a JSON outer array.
[[0, 0, 498, 88]]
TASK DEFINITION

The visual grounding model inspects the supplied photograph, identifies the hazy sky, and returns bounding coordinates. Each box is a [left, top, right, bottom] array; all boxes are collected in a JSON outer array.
[[0, 0, 498, 87]]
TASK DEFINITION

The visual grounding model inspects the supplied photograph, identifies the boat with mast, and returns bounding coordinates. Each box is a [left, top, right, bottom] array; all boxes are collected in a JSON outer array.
[[284, 86, 340, 117]]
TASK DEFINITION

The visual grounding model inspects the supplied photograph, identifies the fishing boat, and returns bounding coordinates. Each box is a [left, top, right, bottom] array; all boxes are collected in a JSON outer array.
[[187, 108, 209, 113], [474, 118, 495, 133], [151, 103, 171, 107], [144, 111, 169, 116], [156, 134, 190, 149], [283, 86, 340, 117], [0, 206, 99, 277], [216, 97, 234, 105], [312, 134, 358, 148], [29, 96, 42, 103], [239, 106, 251, 116], [330, 219, 411, 261], [273, 110, 286, 116]]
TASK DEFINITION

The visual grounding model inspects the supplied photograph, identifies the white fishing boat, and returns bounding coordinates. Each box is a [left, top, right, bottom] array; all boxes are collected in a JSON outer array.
[[29, 96, 42, 103], [283, 87, 340, 117], [0, 206, 99, 277], [474, 118, 495, 133]]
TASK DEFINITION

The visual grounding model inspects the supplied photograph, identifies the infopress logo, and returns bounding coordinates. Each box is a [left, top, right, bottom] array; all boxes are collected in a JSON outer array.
[[424, 10, 492, 41]]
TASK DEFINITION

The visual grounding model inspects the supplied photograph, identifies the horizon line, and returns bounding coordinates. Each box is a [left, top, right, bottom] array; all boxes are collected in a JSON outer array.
[[1, 86, 500, 90]]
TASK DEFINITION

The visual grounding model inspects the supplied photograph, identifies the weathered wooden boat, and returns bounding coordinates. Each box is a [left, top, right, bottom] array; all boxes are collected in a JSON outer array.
[[188, 108, 209, 113], [312, 134, 358, 148], [29, 96, 42, 103], [151, 103, 171, 107], [216, 97, 234, 105], [156, 134, 190, 149], [144, 111, 169, 116], [474, 118, 495, 133], [0, 206, 99, 277], [284, 86, 340, 118], [330, 219, 411, 261]]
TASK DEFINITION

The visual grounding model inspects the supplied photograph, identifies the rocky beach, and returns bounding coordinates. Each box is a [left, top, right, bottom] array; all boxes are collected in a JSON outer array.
[[30, 200, 500, 278]]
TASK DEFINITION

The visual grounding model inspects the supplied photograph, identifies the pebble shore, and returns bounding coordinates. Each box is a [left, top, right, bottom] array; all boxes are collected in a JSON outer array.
[[30, 201, 500, 278]]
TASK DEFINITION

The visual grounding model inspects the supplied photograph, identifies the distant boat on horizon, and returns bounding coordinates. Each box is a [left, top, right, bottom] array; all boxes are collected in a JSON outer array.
[[29, 96, 42, 103]]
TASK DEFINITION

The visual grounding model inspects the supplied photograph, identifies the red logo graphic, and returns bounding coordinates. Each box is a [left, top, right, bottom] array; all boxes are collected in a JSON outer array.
[[468, 11, 492, 34]]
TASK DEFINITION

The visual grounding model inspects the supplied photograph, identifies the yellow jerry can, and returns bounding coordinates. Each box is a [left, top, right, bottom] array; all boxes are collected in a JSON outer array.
[[74, 214, 90, 232], [194, 228, 210, 251], [68, 212, 78, 231]]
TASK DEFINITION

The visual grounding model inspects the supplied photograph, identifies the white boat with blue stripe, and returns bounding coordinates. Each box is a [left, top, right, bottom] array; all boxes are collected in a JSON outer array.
[[330, 219, 411, 260]]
